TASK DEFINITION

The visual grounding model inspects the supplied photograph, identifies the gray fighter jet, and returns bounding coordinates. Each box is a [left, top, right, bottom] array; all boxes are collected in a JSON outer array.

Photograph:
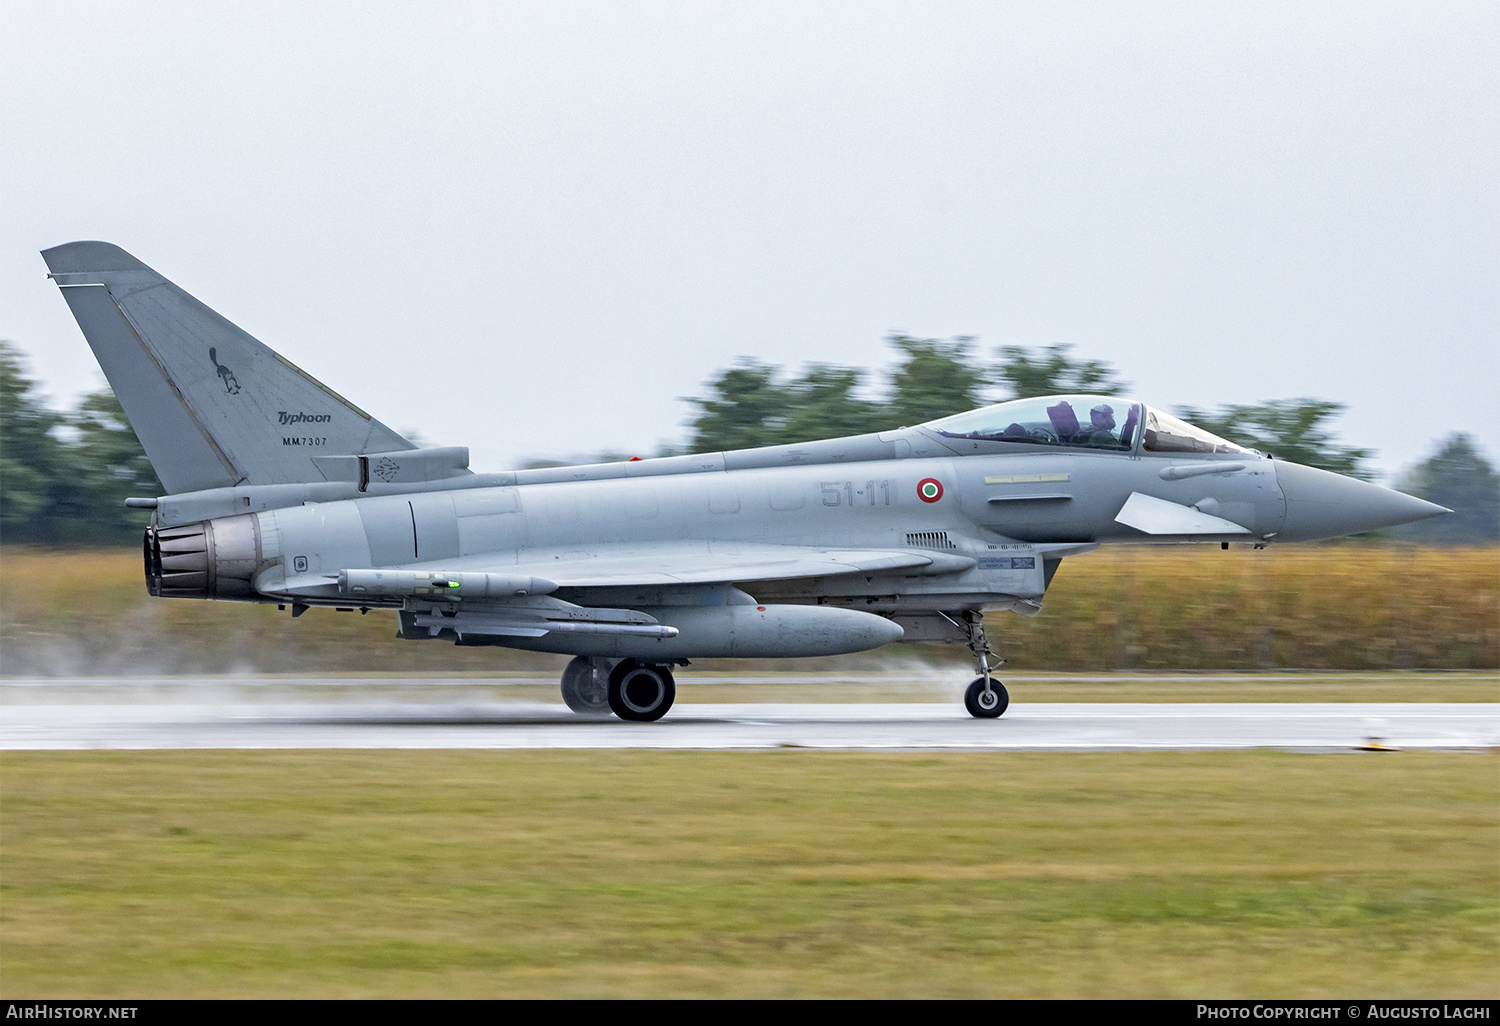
[[42, 242, 1448, 720]]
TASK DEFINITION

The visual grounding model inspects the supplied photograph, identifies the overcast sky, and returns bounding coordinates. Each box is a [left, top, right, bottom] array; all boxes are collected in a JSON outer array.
[[3, 2, 1496, 480]]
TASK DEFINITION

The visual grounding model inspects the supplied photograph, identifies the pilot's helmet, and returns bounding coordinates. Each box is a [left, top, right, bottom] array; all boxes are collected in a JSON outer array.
[[1090, 404, 1116, 430]]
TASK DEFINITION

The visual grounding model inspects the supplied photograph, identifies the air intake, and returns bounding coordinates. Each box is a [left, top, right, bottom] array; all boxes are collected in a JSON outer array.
[[905, 531, 956, 550]]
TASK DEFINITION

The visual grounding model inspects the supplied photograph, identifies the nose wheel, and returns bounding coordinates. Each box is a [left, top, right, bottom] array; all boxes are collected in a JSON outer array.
[[965, 677, 1009, 718]]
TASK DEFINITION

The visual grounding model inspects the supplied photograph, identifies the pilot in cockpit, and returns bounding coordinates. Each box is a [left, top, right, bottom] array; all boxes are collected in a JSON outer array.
[[1086, 404, 1116, 446]]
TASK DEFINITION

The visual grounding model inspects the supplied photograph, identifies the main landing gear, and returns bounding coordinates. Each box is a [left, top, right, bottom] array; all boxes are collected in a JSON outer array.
[[560, 656, 676, 722], [559, 656, 611, 714], [947, 611, 1009, 719]]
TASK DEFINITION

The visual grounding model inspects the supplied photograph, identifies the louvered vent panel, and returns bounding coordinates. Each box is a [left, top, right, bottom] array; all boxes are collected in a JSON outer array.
[[905, 531, 956, 550]]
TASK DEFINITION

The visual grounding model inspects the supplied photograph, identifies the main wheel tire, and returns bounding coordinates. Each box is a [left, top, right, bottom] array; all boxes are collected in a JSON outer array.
[[560, 656, 612, 714], [964, 676, 1009, 719], [607, 660, 676, 722]]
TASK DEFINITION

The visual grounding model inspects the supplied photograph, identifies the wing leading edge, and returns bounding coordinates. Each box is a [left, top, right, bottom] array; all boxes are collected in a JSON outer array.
[[505, 544, 976, 588]]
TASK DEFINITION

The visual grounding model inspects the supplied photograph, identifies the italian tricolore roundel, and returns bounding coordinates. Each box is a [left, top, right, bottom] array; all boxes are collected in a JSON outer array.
[[917, 478, 944, 503]]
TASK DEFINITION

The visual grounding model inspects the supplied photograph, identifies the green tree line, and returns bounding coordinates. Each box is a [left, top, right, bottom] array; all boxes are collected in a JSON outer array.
[[681, 335, 1131, 452], [1, 342, 160, 545]]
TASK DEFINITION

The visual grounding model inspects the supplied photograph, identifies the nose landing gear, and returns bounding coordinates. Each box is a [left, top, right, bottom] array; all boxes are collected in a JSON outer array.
[[944, 610, 1009, 719]]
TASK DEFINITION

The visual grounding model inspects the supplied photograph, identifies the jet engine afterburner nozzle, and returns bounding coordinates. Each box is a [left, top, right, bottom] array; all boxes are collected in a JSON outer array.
[[143, 515, 261, 600]]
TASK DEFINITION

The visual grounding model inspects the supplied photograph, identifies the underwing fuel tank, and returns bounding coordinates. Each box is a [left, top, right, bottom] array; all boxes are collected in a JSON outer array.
[[650, 604, 905, 658]]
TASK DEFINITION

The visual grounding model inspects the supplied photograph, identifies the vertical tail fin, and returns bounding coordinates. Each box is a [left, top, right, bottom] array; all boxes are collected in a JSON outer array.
[[42, 241, 415, 494]]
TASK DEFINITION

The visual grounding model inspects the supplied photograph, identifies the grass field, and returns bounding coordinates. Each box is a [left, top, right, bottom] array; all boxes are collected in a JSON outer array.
[[2, 749, 1495, 998]]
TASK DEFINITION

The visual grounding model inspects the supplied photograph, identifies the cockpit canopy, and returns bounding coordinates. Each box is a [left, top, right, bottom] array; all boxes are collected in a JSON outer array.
[[923, 395, 1255, 456]]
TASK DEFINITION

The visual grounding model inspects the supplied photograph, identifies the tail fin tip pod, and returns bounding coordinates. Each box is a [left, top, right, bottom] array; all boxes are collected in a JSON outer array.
[[41, 241, 418, 495]]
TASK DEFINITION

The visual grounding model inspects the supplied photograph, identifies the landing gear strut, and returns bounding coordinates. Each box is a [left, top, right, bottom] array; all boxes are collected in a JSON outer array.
[[560, 656, 612, 714], [946, 611, 1008, 719]]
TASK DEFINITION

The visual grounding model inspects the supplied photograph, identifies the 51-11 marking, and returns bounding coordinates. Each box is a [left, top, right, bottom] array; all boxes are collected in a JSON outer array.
[[821, 480, 893, 506]]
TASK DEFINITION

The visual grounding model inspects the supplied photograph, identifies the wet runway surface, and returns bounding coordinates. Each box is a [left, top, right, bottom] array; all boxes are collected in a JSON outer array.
[[3, 677, 1496, 751]]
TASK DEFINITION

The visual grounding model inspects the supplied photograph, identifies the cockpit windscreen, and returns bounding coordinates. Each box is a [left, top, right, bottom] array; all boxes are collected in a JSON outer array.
[[1140, 409, 1255, 455]]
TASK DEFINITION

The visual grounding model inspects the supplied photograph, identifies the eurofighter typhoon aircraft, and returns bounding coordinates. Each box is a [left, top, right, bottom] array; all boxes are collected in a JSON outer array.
[[43, 242, 1448, 720]]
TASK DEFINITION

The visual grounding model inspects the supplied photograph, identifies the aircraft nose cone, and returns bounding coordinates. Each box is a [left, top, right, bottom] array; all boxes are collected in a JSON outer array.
[[1274, 461, 1450, 542]]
